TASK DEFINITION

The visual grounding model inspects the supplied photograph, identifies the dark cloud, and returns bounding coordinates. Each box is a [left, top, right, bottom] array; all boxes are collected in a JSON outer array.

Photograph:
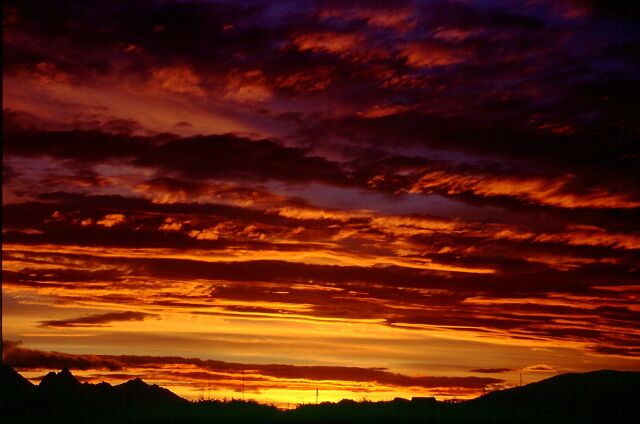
[[2, 341, 123, 371], [3, 116, 349, 186], [39, 311, 155, 328], [5, 108, 639, 216], [3, 341, 502, 389], [3, 0, 269, 77], [311, 110, 639, 191]]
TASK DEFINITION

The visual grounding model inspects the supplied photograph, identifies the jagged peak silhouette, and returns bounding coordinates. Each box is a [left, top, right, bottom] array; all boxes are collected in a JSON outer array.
[[39, 367, 81, 388]]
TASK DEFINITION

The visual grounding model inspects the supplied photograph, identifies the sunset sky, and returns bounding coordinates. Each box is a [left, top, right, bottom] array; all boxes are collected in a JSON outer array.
[[2, 0, 640, 406]]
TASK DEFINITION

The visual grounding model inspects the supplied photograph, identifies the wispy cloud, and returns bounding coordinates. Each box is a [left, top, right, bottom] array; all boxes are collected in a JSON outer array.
[[39, 311, 155, 328]]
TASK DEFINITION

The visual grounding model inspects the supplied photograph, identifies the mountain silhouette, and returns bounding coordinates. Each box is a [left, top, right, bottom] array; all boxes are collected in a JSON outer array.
[[459, 370, 640, 424], [1, 365, 638, 424], [1, 365, 186, 424], [38, 367, 83, 397], [1, 364, 35, 409], [112, 377, 185, 407], [40, 367, 81, 386]]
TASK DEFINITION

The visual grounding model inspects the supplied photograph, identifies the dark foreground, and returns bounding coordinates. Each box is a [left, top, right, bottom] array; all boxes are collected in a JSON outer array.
[[2, 365, 639, 424]]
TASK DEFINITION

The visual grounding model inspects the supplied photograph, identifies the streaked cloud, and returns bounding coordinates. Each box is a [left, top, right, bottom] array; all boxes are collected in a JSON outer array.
[[40, 311, 155, 328]]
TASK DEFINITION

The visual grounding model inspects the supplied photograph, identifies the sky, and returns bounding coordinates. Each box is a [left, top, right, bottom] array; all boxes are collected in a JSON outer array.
[[2, 0, 640, 406]]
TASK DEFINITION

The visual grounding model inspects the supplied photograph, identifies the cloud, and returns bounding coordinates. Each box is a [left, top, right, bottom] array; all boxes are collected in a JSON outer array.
[[4, 246, 640, 358], [134, 176, 304, 208], [318, 4, 416, 31], [469, 368, 514, 374], [224, 70, 273, 103], [524, 364, 557, 373], [2, 341, 123, 371], [311, 111, 640, 210], [3, 0, 640, 398], [293, 32, 365, 56], [3, 341, 502, 390], [4, 120, 349, 187], [39, 311, 155, 328], [96, 214, 126, 227], [402, 41, 468, 68], [407, 171, 640, 210], [150, 65, 207, 97]]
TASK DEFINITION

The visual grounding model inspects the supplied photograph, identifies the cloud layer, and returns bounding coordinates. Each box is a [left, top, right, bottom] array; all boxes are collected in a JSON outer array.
[[3, 0, 640, 404]]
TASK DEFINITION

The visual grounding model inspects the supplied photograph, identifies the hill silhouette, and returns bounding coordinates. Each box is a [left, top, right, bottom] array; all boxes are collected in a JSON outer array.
[[1, 365, 638, 423], [461, 370, 640, 423], [1, 364, 35, 408]]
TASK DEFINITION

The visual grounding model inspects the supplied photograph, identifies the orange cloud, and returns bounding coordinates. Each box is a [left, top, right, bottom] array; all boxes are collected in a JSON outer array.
[[293, 32, 364, 56], [534, 226, 640, 250], [403, 42, 468, 68], [409, 171, 640, 209], [291, 32, 388, 64], [150, 65, 207, 97], [358, 104, 412, 119], [224, 70, 272, 103], [96, 214, 126, 227], [134, 178, 291, 209], [275, 206, 372, 222], [275, 68, 333, 93], [159, 218, 184, 232]]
